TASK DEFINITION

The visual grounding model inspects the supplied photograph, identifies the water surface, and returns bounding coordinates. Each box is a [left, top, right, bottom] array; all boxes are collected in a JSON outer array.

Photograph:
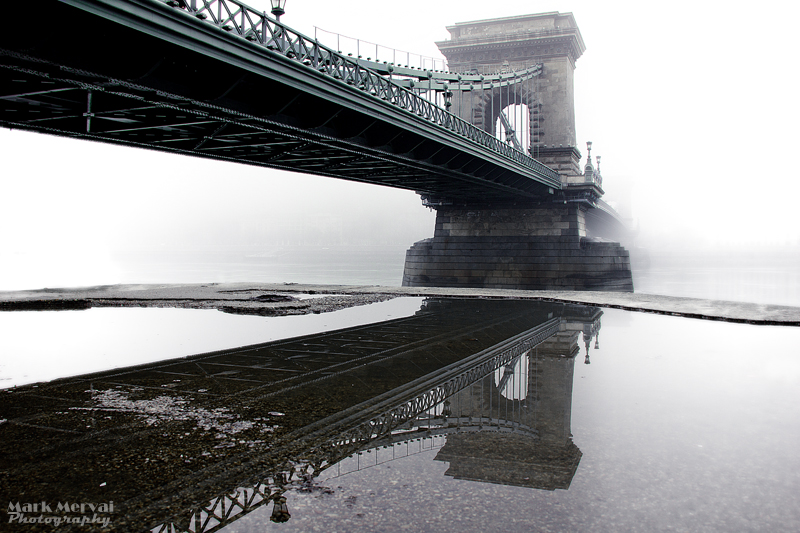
[[1, 300, 798, 531]]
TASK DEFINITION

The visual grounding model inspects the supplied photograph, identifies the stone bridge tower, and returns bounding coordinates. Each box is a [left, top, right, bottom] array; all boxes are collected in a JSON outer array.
[[402, 12, 633, 292], [436, 12, 585, 176]]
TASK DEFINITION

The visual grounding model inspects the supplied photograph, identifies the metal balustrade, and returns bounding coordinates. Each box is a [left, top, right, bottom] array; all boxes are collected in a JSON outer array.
[[159, 0, 561, 186]]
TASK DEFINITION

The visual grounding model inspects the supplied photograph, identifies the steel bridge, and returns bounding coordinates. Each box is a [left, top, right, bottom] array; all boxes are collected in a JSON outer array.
[[1, 0, 565, 203], [0, 297, 598, 532]]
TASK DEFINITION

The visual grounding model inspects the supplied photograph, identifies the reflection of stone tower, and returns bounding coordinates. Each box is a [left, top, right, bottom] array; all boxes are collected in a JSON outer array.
[[433, 307, 601, 490], [435, 347, 580, 489], [436, 12, 586, 176]]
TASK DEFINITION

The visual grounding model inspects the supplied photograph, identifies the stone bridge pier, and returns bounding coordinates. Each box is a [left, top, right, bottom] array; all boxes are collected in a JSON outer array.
[[403, 204, 632, 290], [403, 12, 633, 291]]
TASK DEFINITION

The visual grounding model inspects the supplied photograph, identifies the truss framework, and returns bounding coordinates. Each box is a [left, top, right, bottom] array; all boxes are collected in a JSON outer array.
[[1, 0, 563, 203]]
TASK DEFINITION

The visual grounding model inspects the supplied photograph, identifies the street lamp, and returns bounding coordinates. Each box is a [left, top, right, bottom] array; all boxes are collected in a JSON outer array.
[[584, 141, 597, 183], [270, 0, 286, 21]]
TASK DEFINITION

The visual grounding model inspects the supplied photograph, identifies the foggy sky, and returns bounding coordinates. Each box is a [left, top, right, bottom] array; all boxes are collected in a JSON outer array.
[[2, 0, 799, 289]]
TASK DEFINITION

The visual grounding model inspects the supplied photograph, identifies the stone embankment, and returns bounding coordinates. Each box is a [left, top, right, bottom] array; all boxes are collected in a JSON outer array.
[[1, 283, 799, 326]]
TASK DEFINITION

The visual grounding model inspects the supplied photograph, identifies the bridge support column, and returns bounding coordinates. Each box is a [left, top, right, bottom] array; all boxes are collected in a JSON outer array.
[[402, 205, 633, 291]]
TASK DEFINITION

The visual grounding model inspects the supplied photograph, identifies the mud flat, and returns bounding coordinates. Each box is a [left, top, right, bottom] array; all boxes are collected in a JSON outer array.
[[1, 283, 799, 326]]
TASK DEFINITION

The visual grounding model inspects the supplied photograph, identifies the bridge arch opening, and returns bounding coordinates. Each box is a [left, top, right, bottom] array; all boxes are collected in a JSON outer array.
[[495, 103, 532, 154], [479, 83, 539, 155], [493, 352, 529, 401]]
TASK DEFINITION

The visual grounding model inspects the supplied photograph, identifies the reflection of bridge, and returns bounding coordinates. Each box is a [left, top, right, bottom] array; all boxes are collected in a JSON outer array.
[[1, 1, 632, 290], [0, 298, 601, 531]]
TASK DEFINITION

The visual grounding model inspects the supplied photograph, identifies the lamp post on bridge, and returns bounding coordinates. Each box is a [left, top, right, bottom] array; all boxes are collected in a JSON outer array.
[[584, 141, 595, 184], [270, 0, 286, 21]]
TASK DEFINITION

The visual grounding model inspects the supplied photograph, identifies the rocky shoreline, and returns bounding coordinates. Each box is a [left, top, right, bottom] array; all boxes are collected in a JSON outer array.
[[1, 283, 799, 325], [0, 284, 398, 317]]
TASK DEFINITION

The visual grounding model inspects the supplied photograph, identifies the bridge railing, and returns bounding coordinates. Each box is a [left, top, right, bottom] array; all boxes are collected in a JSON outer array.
[[161, 0, 562, 187]]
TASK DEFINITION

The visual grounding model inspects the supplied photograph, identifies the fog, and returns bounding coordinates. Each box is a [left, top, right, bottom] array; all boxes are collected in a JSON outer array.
[[2, 0, 799, 291]]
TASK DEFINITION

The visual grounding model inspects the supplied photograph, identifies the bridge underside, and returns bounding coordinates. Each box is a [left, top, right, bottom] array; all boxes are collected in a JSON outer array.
[[0, 1, 558, 204], [1, 1, 634, 292]]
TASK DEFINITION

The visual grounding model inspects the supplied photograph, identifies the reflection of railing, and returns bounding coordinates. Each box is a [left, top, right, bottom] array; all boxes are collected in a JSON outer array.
[[328, 434, 447, 479], [158, 0, 562, 186], [310, 318, 561, 460], [151, 316, 561, 533], [149, 434, 447, 533], [149, 481, 279, 533]]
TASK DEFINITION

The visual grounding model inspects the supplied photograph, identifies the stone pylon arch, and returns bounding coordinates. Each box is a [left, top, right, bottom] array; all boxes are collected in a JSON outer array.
[[436, 11, 586, 176], [475, 81, 539, 149]]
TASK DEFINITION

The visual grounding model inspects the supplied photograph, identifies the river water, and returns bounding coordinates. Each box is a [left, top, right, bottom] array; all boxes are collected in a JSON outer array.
[[1, 247, 799, 532], [111, 245, 800, 306], [258, 308, 800, 533], [3, 244, 800, 306]]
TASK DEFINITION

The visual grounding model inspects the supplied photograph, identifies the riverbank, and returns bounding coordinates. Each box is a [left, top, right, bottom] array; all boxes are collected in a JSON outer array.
[[2, 283, 799, 326]]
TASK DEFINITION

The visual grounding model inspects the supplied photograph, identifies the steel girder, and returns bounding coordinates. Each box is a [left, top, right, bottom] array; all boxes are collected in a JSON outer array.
[[0, 0, 561, 203]]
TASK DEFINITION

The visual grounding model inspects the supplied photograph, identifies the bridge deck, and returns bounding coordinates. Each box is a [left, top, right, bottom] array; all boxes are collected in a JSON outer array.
[[1, 0, 561, 203]]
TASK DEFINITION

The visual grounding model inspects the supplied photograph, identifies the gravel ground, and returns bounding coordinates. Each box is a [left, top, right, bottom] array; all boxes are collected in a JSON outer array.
[[1, 282, 799, 325]]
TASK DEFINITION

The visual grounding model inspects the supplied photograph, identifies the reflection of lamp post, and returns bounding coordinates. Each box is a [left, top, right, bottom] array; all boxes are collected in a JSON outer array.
[[270, 0, 286, 21], [583, 327, 593, 364], [270, 495, 291, 523]]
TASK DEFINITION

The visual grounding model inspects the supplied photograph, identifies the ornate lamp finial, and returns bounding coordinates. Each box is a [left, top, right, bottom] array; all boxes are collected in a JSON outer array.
[[270, 0, 286, 20]]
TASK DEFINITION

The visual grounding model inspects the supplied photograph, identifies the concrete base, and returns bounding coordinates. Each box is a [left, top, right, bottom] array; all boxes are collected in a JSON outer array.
[[402, 206, 634, 292]]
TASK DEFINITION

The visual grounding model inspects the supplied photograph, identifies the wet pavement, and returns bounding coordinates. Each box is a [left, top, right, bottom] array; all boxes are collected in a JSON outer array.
[[2, 297, 799, 532], [2, 283, 799, 325], [1, 299, 596, 531]]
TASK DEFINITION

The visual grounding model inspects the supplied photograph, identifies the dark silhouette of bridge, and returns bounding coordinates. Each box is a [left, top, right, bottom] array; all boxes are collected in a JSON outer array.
[[0, 0, 633, 291], [0, 298, 600, 532], [1, 0, 559, 202]]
